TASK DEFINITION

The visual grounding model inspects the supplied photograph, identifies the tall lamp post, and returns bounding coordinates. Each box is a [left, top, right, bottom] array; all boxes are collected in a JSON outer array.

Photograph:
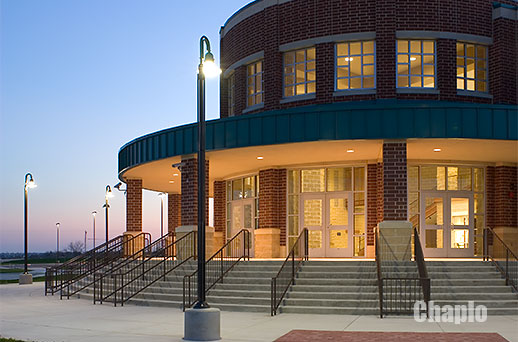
[[55, 223, 60, 263], [91, 211, 97, 249], [158, 193, 166, 237], [20, 173, 37, 285], [103, 185, 114, 245], [84, 230, 87, 253], [184, 35, 221, 342]]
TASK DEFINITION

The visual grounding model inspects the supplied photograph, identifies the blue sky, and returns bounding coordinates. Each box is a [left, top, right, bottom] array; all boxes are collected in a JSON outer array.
[[0, 0, 251, 252]]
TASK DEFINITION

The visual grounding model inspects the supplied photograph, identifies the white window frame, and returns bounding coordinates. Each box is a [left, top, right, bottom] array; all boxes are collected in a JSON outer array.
[[456, 42, 488, 93], [283, 47, 316, 98], [335, 41, 376, 91], [247, 60, 264, 107], [396, 39, 437, 89]]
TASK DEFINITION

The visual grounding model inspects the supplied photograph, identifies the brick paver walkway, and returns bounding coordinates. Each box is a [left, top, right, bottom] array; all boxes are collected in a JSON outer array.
[[275, 330, 509, 342]]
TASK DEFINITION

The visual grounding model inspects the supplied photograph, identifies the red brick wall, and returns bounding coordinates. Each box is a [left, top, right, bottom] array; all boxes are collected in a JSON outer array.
[[259, 169, 287, 245], [383, 141, 408, 221], [180, 158, 209, 226], [377, 163, 384, 224], [213, 181, 226, 239], [366, 164, 379, 246], [167, 193, 181, 233], [126, 179, 142, 232], [219, 0, 516, 117], [494, 166, 518, 228]]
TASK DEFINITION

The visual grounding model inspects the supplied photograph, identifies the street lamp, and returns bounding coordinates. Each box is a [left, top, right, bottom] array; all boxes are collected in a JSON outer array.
[[84, 230, 87, 253], [158, 192, 166, 238], [103, 185, 114, 245], [20, 173, 37, 285], [91, 211, 97, 249], [184, 35, 221, 342], [55, 223, 60, 263]]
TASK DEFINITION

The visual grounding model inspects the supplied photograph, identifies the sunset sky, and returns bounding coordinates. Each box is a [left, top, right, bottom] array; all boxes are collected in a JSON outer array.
[[0, 0, 251, 252]]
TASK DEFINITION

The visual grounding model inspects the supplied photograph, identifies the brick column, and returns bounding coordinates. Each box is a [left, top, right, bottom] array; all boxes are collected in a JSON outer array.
[[492, 166, 518, 252], [375, 0, 396, 99], [167, 193, 181, 233], [366, 164, 379, 247], [382, 141, 408, 221], [213, 180, 226, 250], [257, 169, 286, 258], [491, 16, 517, 104], [126, 179, 142, 232], [180, 157, 209, 226]]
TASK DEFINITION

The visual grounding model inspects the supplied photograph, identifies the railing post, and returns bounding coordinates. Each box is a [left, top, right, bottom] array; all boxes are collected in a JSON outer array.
[[291, 251, 295, 284], [483, 227, 488, 262], [506, 249, 509, 286]]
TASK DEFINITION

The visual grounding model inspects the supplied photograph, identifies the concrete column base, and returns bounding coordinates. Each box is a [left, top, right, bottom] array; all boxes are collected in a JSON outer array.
[[19, 273, 33, 285], [366, 245, 375, 258], [378, 221, 413, 261], [254, 228, 280, 258], [176, 225, 215, 259], [213, 231, 224, 253], [123, 231, 148, 257], [184, 307, 221, 341], [493, 226, 518, 256]]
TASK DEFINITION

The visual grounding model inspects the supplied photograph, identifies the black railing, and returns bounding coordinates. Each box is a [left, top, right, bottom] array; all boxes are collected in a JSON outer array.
[[271, 228, 308, 316], [59, 233, 151, 299], [182, 229, 251, 310], [94, 231, 196, 306], [375, 227, 430, 318], [484, 227, 518, 292], [44, 233, 150, 296]]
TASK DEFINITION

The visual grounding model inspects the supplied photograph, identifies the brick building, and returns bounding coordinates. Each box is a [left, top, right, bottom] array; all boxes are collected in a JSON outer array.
[[118, 0, 517, 259]]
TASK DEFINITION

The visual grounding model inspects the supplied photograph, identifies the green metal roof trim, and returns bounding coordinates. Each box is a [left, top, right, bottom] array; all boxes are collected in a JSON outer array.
[[118, 100, 518, 175]]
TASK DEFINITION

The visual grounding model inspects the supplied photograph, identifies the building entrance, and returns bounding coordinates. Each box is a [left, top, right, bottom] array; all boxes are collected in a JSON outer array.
[[301, 193, 353, 257], [231, 199, 254, 257], [420, 191, 474, 257]]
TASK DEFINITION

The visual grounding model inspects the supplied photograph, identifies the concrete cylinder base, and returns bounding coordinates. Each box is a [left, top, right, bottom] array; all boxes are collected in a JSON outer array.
[[19, 273, 33, 285], [184, 307, 221, 341]]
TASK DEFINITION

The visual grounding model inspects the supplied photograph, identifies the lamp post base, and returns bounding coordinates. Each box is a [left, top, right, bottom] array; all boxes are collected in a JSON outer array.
[[184, 307, 221, 341], [19, 273, 33, 285]]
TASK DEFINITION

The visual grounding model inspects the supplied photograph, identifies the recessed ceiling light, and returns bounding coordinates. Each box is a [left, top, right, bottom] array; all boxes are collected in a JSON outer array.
[[346, 149, 354, 153], [433, 148, 441, 152], [169, 180, 175, 184], [173, 173, 179, 176], [410, 57, 417, 61], [257, 156, 264, 160]]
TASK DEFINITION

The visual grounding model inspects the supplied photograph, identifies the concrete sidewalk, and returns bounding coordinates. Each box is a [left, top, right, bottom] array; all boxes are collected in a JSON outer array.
[[0, 282, 517, 342]]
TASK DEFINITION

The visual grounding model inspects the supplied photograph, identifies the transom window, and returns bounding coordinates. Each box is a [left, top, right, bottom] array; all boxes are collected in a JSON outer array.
[[247, 60, 263, 107], [456, 43, 488, 92], [397, 40, 435, 88], [228, 74, 235, 116], [283, 47, 316, 97], [336, 41, 375, 90]]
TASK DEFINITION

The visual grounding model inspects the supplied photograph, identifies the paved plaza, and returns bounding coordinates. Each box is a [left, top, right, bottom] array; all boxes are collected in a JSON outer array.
[[0, 282, 517, 342]]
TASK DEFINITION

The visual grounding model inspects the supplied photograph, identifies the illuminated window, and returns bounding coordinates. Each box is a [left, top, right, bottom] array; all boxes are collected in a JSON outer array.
[[456, 43, 488, 92], [336, 41, 375, 90], [247, 60, 263, 107], [283, 47, 316, 97], [397, 40, 435, 88], [228, 74, 235, 116]]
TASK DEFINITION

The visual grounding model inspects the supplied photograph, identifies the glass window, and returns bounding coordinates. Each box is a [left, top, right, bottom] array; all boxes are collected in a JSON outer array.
[[243, 176, 254, 198], [456, 43, 488, 92], [284, 47, 316, 97], [474, 168, 484, 192], [301, 169, 325, 192], [354, 167, 365, 191], [397, 40, 435, 88], [247, 60, 263, 107], [447, 167, 471, 191], [336, 41, 375, 90], [421, 166, 446, 191], [326, 168, 352, 192], [288, 170, 300, 194], [232, 179, 243, 200], [228, 74, 235, 116]]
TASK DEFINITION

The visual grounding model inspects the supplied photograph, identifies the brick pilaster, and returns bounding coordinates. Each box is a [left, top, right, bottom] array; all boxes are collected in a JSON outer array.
[[491, 17, 517, 104], [382, 141, 408, 221], [167, 193, 181, 233], [126, 179, 142, 232], [180, 157, 209, 226], [259, 169, 287, 245], [494, 166, 518, 228], [367, 164, 379, 246], [213, 181, 226, 239]]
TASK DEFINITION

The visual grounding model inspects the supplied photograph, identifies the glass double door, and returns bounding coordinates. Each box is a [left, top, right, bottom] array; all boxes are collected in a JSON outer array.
[[231, 199, 254, 257], [420, 191, 474, 257], [301, 193, 353, 257]]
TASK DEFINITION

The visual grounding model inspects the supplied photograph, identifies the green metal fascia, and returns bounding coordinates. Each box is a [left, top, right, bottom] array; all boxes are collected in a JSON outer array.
[[118, 100, 518, 176]]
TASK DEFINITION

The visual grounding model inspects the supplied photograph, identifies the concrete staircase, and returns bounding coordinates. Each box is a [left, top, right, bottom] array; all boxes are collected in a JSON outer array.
[[72, 259, 518, 315]]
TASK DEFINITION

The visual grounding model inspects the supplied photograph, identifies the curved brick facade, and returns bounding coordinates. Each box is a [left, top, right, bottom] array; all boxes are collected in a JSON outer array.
[[220, 0, 517, 118]]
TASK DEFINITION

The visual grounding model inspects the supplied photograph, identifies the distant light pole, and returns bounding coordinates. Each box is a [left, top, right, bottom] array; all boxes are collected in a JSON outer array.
[[159, 193, 166, 237], [103, 185, 114, 245], [20, 173, 37, 285], [91, 211, 97, 249], [55, 223, 60, 263], [84, 230, 87, 253]]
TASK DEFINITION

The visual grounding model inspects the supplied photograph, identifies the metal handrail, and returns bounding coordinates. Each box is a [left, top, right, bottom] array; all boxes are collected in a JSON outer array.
[[182, 229, 251, 310], [375, 226, 430, 318], [484, 227, 518, 292], [59, 232, 151, 299], [45, 233, 150, 296], [271, 228, 308, 316], [94, 231, 196, 306]]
